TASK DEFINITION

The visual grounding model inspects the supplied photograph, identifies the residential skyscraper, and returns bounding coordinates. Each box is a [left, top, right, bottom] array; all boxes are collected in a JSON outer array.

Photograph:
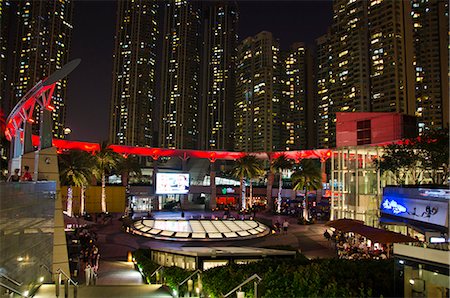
[[316, 0, 421, 148], [284, 43, 314, 150], [411, 0, 449, 132], [110, 0, 158, 146], [12, 0, 73, 138], [0, 0, 10, 116], [315, 33, 333, 149], [368, 0, 415, 115], [234, 31, 284, 152], [0, 0, 11, 173], [160, 0, 201, 149], [200, 1, 238, 151]]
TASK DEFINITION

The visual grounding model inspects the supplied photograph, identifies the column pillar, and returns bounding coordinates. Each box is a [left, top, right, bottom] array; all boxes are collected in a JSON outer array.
[[39, 108, 53, 150], [210, 162, 216, 210], [23, 121, 33, 154]]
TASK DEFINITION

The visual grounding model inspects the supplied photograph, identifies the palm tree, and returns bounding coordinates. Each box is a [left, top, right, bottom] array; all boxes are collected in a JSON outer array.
[[291, 159, 322, 220], [92, 142, 122, 213], [232, 155, 264, 210], [116, 155, 142, 187], [59, 150, 92, 216], [271, 154, 292, 213]]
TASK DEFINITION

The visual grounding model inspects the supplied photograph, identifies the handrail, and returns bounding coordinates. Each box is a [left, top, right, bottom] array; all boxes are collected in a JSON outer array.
[[56, 268, 78, 286], [150, 265, 164, 278], [0, 281, 27, 297], [0, 273, 22, 286], [223, 274, 262, 298], [40, 263, 53, 275], [179, 269, 202, 287]]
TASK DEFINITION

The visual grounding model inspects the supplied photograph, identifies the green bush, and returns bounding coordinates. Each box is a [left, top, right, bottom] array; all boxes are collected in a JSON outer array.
[[202, 257, 393, 297], [133, 248, 395, 298], [133, 249, 160, 283]]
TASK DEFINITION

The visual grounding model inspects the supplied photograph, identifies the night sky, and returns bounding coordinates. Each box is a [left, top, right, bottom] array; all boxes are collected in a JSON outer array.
[[66, 0, 333, 142]]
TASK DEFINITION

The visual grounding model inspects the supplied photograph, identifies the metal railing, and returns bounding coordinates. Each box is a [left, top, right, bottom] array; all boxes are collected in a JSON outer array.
[[176, 269, 202, 298], [149, 265, 164, 284], [223, 274, 262, 298], [0, 273, 22, 287], [55, 268, 78, 298], [40, 263, 53, 275], [0, 281, 27, 297]]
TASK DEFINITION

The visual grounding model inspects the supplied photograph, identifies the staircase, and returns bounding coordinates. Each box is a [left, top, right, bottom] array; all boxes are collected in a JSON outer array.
[[32, 261, 173, 298], [33, 284, 172, 298]]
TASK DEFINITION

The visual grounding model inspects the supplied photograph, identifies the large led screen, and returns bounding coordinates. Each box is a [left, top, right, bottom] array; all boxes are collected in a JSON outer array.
[[381, 187, 449, 228], [156, 173, 190, 194]]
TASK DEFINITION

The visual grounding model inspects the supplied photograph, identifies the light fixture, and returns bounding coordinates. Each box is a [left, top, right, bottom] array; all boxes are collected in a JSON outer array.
[[409, 279, 415, 285], [23, 290, 29, 297], [39, 276, 44, 282], [399, 260, 404, 264]]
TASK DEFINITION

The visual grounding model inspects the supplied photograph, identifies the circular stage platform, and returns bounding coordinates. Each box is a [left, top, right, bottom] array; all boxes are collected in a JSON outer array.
[[129, 219, 270, 241]]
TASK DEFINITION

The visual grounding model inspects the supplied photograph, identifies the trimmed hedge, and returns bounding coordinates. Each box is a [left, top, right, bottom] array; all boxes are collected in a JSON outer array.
[[133, 249, 394, 298]]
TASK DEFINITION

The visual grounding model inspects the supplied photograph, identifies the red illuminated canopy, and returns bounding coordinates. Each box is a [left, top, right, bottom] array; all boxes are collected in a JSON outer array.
[[28, 137, 333, 162]]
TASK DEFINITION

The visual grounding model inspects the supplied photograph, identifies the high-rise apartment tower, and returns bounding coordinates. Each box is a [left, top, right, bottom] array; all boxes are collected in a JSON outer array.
[[234, 31, 284, 152], [12, 0, 73, 138], [316, 0, 423, 148], [410, 0, 449, 133], [110, 0, 158, 146], [284, 43, 314, 150], [159, 0, 201, 149], [200, 1, 238, 151]]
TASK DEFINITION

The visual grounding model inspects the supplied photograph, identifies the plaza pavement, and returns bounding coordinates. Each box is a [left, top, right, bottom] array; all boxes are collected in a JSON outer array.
[[92, 210, 336, 265], [40, 210, 335, 297]]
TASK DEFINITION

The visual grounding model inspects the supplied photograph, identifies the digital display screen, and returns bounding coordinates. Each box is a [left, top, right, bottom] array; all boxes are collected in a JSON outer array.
[[156, 173, 190, 194], [381, 187, 449, 228]]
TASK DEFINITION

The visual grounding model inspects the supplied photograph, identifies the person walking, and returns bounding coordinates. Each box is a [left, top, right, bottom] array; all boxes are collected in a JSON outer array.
[[282, 219, 289, 234], [274, 221, 281, 233]]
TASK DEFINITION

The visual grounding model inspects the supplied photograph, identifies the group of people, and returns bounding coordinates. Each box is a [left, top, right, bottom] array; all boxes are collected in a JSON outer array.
[[323, 230, 390, 260], [273, 219, 290, 234], [7, 166, 32, 182], [75, 227, 100, 285]]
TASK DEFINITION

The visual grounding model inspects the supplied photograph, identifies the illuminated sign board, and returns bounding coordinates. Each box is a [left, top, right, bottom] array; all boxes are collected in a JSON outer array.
[[156, 173, 190, 195], [381, 187, 449, 228], [221, 187, 235, 195]]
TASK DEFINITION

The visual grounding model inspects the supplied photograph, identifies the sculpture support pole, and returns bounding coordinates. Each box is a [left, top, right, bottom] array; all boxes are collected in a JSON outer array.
[[210, 162, 216, 210], [23, 121, 33, 154], [40, 108, 53, 150], [13, 130, 22, 158]]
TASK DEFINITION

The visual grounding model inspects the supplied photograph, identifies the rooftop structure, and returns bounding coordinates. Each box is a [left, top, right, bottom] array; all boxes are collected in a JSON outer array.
[[130, 219, 270, 241]]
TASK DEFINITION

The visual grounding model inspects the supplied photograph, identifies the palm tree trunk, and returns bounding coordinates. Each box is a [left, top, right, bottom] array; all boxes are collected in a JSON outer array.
[[303, 186, 308, 220], [277, 170, 282, 213], [80, 185, 85, 215], [122, 171, 129, 187], [266, 172, 274, 212], [101, 173, 107, 213], [240, 177, 246, 210], [67, 186, 73, 217], [250, 179, 253, 208]]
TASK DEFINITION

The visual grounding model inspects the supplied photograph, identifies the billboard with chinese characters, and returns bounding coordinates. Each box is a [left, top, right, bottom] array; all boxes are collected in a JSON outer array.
[[381, 187, 449, 228], [156, 173, 190, 194]]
